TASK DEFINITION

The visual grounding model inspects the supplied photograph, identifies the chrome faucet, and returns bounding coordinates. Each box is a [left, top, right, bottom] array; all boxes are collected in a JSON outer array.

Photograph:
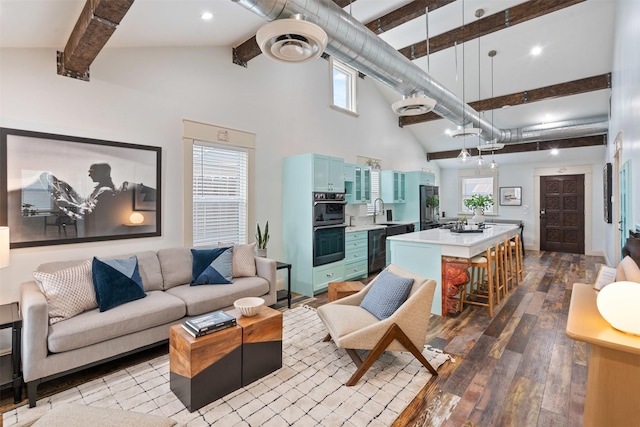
[[373, 198, 385, 224]]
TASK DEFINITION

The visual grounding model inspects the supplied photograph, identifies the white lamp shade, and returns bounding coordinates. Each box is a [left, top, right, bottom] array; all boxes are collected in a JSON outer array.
[[0, 227, 9, 268], [596, 281, 640, 336]]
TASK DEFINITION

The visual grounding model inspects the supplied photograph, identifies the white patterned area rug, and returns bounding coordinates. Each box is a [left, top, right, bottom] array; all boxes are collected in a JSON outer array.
[[4, 306, 453, 427]]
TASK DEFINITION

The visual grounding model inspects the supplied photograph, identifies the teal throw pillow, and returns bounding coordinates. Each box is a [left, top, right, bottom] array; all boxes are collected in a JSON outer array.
[[92, 256, 146, 312], [360, 269, 414, 320], [191, 247, 233, 285]]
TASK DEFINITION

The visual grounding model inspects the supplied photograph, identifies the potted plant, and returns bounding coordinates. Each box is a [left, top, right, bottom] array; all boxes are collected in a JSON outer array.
[[255, 221, 269, 257], [464, 194, 494, 223], [425, 195, 439, 209]]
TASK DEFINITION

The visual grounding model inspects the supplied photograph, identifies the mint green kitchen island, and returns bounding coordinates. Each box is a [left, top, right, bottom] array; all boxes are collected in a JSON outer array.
[[387, 224, 520, 316]]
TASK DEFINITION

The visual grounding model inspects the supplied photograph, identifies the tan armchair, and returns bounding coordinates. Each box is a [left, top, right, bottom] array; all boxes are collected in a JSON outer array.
[[317, 264, 438, 386]]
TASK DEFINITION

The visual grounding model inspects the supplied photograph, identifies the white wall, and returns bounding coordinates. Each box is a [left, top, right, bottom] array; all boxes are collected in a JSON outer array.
[[0, 46, 432, 304], [606, 0, 640, 263], [438, 149, 607, 256]]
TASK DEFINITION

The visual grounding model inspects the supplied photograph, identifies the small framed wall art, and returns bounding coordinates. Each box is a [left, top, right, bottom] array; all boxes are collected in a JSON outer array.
[[499, 187, 522, 206]]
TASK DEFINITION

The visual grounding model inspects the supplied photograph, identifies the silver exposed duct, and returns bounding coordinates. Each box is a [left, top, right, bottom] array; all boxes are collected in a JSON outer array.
[[232, 0, 608, 144], [501, 116, 609, 144]]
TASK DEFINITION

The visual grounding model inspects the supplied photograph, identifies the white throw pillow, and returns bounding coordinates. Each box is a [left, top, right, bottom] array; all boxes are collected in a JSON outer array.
[[33, 260, 97, 325], [218, 242, 257, 277], [616, 255, 640, 282]]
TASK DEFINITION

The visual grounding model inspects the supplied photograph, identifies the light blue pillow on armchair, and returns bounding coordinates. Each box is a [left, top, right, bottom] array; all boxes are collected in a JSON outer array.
[[360, 269, 414, 320]]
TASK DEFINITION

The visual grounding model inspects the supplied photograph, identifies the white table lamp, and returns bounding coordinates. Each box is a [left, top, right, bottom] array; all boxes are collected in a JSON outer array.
[[596, 281, 640, 336]]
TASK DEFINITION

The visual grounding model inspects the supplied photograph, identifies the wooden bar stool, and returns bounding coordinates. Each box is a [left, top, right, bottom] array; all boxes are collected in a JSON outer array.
[[500, 238, 514, 296], [462, 242, 504, 317], [510, 235, 524, 283]]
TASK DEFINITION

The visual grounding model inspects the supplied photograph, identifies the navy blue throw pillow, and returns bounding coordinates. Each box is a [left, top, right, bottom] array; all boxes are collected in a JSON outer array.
[[360, 269, 414, 320], [92, 256, 146, 312], [191, 247, 233, 286]]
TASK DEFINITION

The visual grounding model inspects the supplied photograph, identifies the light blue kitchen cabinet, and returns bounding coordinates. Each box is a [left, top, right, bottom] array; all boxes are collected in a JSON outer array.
[[381, 170, 406, 203], [418, 171, 436, 186], [313, 154, 345, 193], [344, 230, 368, 280], [357, 167, 372, 203], [344, 163, 355, 182], [345, 163, 371, 204], [394, 171, 437, 223], [312, 261, 345, 293], [283, 153, 346, 298]]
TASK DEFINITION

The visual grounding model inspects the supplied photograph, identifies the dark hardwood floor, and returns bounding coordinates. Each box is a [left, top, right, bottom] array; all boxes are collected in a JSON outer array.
[[392, 250, 602, 427], [1, 250, 603, 426]]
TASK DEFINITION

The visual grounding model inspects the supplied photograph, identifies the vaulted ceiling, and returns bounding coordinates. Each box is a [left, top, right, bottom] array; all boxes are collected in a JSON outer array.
[[0, 0, 616, 167]]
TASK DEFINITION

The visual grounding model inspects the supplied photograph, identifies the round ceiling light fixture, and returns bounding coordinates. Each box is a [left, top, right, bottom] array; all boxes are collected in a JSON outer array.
[[391, 93, 436, 116], [477, 140, 505, 151], [256, 18, 328, 63], [450, 126, 482, 138]]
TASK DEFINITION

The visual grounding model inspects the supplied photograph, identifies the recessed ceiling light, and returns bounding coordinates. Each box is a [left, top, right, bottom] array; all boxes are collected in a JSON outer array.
[[531, 46, 542, 56], [550, 148, 559, 155], [201, 11, 213, 21]]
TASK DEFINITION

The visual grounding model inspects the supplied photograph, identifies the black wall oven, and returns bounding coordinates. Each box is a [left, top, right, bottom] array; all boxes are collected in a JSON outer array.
[[313, 192, 346, 226], [313, 225, 346, 267], [312, 192, 346, 266]]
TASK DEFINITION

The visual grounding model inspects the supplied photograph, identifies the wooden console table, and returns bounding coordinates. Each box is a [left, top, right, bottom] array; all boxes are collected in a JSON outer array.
[[566, 283, 640, 426]]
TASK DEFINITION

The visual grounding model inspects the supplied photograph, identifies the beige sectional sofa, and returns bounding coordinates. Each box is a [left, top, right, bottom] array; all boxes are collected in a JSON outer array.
[[20, 247, 276, 408]]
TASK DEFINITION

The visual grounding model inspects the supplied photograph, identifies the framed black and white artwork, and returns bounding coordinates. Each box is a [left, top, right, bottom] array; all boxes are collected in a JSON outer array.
[[1, 128, 161, 248], [499, 187, 522, 206]]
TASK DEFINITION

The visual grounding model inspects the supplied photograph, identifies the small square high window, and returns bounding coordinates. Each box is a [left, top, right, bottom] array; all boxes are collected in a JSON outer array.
[[330, 57, 358, 116]]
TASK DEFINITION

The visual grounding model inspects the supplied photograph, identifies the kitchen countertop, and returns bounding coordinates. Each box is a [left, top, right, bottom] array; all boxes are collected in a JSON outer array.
[[387, 223, 519, 258], [345, 221, 414, 232], [387, 223, 517, 245]]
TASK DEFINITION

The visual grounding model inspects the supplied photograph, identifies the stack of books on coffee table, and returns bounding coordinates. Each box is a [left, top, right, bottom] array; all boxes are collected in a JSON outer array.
[[181, 310, 237, 338]]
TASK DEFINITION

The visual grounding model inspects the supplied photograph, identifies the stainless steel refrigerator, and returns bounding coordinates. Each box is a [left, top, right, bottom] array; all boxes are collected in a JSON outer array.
[[419, 185, 440, 230]]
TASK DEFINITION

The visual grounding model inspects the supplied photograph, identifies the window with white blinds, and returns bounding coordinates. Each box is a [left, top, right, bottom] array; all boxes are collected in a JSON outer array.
[[192, 142, 248, 246], [367, 169, 380, 215], [458, 169, 498, 215]]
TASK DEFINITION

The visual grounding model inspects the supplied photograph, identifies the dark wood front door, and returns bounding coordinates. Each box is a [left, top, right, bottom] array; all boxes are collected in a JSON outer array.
[[540, 174, 585, 254]]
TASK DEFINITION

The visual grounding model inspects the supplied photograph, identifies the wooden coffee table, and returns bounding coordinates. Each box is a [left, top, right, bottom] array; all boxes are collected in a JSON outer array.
[[228, 305, 283, 386], [169, 323, 242, 412], [170, 305, 283, 411]]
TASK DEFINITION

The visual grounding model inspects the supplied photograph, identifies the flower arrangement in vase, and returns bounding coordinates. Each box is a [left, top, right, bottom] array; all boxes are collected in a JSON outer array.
[[463, 194, 494, 223]]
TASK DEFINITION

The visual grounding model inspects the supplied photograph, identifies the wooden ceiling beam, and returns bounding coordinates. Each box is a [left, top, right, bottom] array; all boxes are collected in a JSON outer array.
[[365, 0, 455, 35], [57, 0, 134, 81], [400, 73, 611, 126], [233, 0, 359, 67], [426, 135, 606, 161], [399, 0, 585, 61]]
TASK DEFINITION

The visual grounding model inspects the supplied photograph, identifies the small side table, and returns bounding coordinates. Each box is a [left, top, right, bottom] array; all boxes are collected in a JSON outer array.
[[0, 302, 23, 403], [566, 283, 640, 426], [328, 281, 365, 302], [276, 261, 292, 308]]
